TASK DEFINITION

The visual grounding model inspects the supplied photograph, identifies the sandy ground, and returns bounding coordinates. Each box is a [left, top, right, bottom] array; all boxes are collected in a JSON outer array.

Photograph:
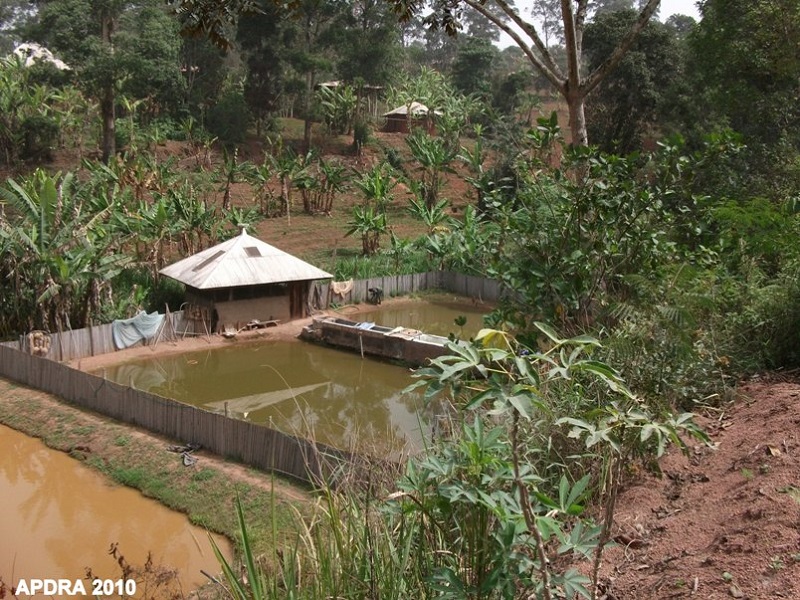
[[68, 314, 315, 371]]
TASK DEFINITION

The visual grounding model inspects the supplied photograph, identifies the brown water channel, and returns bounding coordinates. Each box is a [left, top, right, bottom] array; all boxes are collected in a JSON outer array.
[[97, 300, 488, 452], [0, 424, 229, 595]]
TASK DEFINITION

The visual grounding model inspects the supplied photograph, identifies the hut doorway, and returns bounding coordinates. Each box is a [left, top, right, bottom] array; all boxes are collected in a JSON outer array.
[[290, 283, 305, 319]]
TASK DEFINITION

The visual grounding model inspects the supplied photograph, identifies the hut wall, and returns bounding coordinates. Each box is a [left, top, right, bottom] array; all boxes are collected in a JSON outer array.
[[215, 296, 290, 331], [382, 116, 435, 135], [383, 115, 408, 133]]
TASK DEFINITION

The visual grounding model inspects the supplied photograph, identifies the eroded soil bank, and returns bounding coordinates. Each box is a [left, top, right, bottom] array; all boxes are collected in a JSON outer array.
[[600, 379, 800, 599]]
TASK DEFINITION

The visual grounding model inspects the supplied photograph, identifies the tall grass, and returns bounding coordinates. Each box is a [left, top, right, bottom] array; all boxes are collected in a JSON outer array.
[[332, 248, 435, 280], [211, 467, 431, 600]]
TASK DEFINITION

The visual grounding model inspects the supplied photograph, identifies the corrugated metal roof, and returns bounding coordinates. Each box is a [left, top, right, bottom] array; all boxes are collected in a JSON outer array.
[[383, 102, 442, 117], [159, 229, 332, 289]]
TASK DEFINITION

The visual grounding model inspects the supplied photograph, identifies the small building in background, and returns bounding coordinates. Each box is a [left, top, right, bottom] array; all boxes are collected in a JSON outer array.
[[160, 229, 332, 333], [12, 43, 71, 70], [382, 102, 440, 135]]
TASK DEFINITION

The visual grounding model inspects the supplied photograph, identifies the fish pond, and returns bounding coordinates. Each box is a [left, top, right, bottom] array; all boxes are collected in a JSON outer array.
[[96, 299, 488, 452], [0, 424, 229, 596]]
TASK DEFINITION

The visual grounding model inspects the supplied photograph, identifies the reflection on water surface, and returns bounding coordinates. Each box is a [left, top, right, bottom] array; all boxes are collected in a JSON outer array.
[[99, 341, 425, 452]]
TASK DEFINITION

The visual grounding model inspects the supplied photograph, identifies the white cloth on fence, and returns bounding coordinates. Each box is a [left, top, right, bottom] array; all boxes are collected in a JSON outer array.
[[331, 279, 354, 297], [112, 311, 165, 349]]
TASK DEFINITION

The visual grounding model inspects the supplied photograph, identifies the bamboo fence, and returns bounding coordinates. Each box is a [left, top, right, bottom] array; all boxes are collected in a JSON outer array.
[[315, 270, 504, 309], [0, 344, 347, 484]]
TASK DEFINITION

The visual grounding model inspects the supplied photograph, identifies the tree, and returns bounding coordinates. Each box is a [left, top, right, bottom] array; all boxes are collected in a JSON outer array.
[[237, 0, 290, 136], [115, 3, 186, 119], [583, 8, 679, 153], [450, 36, 498, 98], [180, 36, 226, 114], [286, 0, 345, 153], [0, 0, 36, 53], [28, 0, 184, 162], [388, 0, 665, 146], [334, 0, 400, 87], [689, 0, 800, 191]]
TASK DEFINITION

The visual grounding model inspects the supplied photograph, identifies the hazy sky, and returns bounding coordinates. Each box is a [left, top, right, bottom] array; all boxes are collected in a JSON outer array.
[[659, 0, 700, 20], [496, 1, 702, 49]]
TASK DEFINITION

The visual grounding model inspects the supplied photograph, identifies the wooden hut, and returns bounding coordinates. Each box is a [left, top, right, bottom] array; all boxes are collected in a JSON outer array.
[[382, 102, 440, 134], [160, 229, 332, 333]]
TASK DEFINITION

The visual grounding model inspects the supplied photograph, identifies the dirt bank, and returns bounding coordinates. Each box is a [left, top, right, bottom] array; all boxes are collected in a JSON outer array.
[[600, 378, 800, 599]]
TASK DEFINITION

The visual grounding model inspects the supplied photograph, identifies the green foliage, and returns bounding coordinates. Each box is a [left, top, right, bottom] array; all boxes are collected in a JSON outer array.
[[0, 168, 131, 334], [688, 0, 800, 194], [20, 115, 59, 161], [352, 119, 370, 156], [345, 205, 387, 256], [584, 9, 682, 154], [0, 56, 59, 164], [332, 242, 434, 280], [407, 196, 453, 234], [316, 84, 359, 135], [210, 330, 707, 600], [405, 129, 457, 209], [450, 37, 498, 99], [207, 87, 251, 146]]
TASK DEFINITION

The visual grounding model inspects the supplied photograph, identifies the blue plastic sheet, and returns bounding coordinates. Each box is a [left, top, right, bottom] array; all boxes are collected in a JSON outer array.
[[112, 311, 165, 349]]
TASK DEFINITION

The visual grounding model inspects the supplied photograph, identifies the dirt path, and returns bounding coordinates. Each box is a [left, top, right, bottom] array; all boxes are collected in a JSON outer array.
[[601, 379, 800, 599]]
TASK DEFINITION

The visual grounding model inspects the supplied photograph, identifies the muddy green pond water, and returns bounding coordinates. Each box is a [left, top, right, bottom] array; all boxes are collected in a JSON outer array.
[[97, 300, 488, 451], [350, 297, 488, 339]]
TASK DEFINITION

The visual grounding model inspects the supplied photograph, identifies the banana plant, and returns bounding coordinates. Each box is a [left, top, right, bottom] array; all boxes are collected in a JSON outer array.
[[0, 169, 128, 332], [345, 205, 387, 256], [353, 161, 396, 214], [405, 129, 457, 210]]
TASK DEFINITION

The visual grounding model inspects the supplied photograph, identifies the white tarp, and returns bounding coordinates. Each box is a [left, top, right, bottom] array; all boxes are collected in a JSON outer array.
[[112, 311, 165, 349]]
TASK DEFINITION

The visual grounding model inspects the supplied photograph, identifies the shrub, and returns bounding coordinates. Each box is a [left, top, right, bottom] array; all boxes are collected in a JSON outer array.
[[352, 119, 370, 156], [207, 90, 251, 146], [20, 115, 59, 161]]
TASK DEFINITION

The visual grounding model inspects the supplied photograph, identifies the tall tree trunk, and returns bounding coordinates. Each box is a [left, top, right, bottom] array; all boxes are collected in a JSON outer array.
[[100, 14, 116, 163], [566, 89, 588, 148], [303, 69, 314, 154], [101, 86, 116, 163]]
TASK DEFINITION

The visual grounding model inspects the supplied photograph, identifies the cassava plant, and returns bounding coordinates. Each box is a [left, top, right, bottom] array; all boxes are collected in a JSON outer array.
[[401, 323, 709, 599], [209, 325, 707, 600]]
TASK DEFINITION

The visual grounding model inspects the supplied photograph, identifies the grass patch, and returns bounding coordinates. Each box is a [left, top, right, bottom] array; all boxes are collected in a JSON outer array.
[[192, 467, 216, 482], [112, 466, 148, 488]]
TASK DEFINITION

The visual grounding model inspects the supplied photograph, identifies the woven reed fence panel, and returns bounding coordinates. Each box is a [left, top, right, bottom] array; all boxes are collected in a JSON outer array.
[[315, 271, 499, 310], [0, 344, 346, 484], [12, 312, 188, 363]]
